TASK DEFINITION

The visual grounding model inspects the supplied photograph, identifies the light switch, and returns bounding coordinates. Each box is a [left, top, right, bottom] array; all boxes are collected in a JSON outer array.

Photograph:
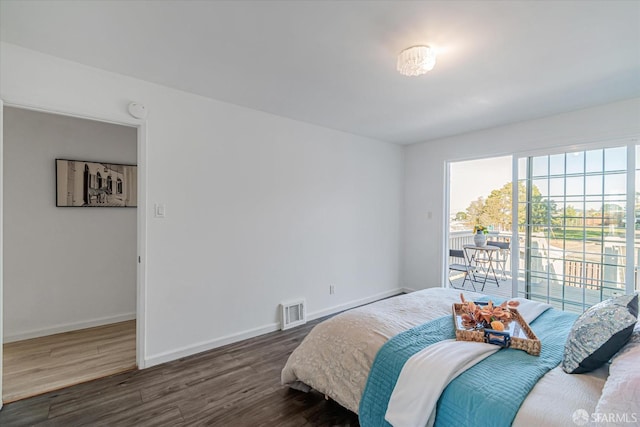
[[154, 203, 166, 218]]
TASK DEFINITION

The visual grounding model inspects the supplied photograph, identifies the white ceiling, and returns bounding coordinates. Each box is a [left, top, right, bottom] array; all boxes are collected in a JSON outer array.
[[1, 0, 639, 145]]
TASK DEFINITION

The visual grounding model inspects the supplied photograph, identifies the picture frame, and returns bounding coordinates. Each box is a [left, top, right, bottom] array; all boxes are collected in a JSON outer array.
[[55, 159, 137, 207]]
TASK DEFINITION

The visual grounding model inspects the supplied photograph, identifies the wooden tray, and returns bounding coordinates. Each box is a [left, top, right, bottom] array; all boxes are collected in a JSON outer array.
[[452, 303, 541, 356]]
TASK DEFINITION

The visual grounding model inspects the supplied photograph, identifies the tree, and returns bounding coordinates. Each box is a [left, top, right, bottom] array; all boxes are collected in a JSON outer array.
[[562, 205, 580, 227], [455, 211, 468, 221], [483, 183, 512, 231], [464, 182, 514, 231], [465, 197, 486, 229], [463, 181, 556, 232]]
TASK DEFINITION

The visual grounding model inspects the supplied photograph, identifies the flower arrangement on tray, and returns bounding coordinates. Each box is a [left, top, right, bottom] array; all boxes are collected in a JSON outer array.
[[453, 294, 541, 355], [458, 293, 520, 332]]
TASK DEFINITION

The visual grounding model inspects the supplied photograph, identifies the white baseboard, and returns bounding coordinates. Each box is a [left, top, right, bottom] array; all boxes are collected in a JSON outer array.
[[4, 312, 137, 343], [401, 287, 417, 293], [144, 287, 404, 368]]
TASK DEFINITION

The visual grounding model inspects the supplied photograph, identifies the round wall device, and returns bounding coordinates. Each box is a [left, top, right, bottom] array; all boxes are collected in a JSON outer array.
[[128, 102, 148, 119]]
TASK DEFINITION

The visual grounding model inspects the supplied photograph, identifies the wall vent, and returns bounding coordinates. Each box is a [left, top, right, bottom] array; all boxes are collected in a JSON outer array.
[[281, 299, 306, 330]]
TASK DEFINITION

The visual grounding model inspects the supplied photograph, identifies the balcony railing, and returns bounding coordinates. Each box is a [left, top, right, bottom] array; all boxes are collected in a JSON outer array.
[[448, 230, 512, 266], [448, 230, 631, 305]]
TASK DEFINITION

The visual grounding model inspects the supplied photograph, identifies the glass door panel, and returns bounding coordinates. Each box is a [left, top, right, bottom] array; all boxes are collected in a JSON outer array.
[[519, 147, 628, 312]]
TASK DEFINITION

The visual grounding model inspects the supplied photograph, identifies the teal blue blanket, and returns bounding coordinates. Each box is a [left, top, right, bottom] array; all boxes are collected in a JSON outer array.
[[435, 308, 577, 426], [358, 315, 456, 427], [358, 307, 577, 427]]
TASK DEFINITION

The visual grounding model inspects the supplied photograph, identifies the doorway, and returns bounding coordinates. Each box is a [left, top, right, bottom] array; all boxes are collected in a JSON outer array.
[[1, 104, 145, 403], [446, 155, 513, 299]]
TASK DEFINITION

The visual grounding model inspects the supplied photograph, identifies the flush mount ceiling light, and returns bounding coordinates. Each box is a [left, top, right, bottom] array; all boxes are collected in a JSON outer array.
[[397, 45, 436, 76]]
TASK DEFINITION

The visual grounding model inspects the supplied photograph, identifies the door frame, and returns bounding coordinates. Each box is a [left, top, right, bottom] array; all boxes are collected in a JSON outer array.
[[0, 98, 148, 408]]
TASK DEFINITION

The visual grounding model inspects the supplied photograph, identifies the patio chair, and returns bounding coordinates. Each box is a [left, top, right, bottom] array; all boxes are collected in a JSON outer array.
[[486, 240, 510, 280], [448, 249, 475, 291]]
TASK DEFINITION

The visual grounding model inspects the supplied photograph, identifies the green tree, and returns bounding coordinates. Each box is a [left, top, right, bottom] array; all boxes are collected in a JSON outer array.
[[602, 203, 624, 226], [529, 189, 557, 233], [464, 182, 515, 231], [465, 197, 486, 229], [483, 183, 512, 231], [455, 211, 468, 221], [464, 181, 556, 232], [562, 204, 580, 227]]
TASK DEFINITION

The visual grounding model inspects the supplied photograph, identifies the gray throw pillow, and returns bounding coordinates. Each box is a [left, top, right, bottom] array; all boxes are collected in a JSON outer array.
[[562, 293, 638, 374]]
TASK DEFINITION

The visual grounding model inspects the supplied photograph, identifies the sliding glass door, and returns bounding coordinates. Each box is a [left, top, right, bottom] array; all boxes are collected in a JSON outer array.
[[517, 145, 633, 312]]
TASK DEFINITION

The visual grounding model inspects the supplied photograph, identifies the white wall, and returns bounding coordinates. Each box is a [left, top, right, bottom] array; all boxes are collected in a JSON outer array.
[[3, 107, 137, 341], [403, 98, 640, 291], [0, 43, 404, 365]]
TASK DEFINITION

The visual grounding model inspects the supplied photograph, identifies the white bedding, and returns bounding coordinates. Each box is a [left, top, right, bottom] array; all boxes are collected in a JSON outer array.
[[281, 288, 484, 412], [514, 365, 608, 426], [281, 288, 609, 425]]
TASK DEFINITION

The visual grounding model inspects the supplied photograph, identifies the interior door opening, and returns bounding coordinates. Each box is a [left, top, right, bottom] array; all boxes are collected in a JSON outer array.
[[2, 106, 140, 403]]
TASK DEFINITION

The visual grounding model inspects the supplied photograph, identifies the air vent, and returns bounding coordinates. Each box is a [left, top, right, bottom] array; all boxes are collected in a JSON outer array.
[[281, 299, 306, 330]]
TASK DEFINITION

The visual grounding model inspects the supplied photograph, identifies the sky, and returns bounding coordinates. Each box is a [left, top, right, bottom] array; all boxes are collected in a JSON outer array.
[[449, 147, 629, 215], [449, 156, 512, 214]]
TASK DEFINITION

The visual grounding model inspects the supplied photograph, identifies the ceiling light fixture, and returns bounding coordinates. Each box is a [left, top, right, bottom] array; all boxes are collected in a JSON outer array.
[[397, 45, 436, 76]]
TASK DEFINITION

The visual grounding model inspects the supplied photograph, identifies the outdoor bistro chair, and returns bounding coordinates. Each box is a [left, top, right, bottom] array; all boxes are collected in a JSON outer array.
[[448, 249, 476, 291]]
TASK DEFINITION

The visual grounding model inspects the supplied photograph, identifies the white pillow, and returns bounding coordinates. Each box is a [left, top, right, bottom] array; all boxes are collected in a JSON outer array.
[[593, 322, 640, 426]]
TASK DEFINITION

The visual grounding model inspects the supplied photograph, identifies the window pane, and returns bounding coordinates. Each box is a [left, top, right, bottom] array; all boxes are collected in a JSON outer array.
[[565, 176, 584, 196], [549, 177, 564, 196], [531, 179, 548, 197], [585, 174, 603, 195], [604, 146, 626, 172], [518, 157, 527, 180], [517, 180, 527, 202], [584, 201, 602, 215], [549, 154, 564, 176], [532, 156, 548, 177], [586, 149, 603, 173], [518, 202, 528, 226], [604, 173, 626, 195], [566, 151, 584, 175]]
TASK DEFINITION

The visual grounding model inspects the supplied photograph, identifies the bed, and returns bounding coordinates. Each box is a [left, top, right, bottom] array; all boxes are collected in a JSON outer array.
[[281, 288, 639, 426]]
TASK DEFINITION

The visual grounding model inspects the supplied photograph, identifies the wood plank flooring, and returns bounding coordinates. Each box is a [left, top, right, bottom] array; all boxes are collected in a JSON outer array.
[[0, 317, 359, 426], [3, 320, 137, 404]]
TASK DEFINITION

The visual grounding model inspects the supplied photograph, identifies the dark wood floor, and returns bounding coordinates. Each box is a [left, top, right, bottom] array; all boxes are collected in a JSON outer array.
[[0, 317, 360, 426]]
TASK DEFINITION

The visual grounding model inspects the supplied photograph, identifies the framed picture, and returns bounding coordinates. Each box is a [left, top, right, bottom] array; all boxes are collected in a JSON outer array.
[[55, 159, 137, 207]]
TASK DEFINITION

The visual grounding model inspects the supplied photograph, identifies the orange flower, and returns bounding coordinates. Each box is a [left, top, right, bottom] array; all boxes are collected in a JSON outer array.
[[490, 320, 505, 331]]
